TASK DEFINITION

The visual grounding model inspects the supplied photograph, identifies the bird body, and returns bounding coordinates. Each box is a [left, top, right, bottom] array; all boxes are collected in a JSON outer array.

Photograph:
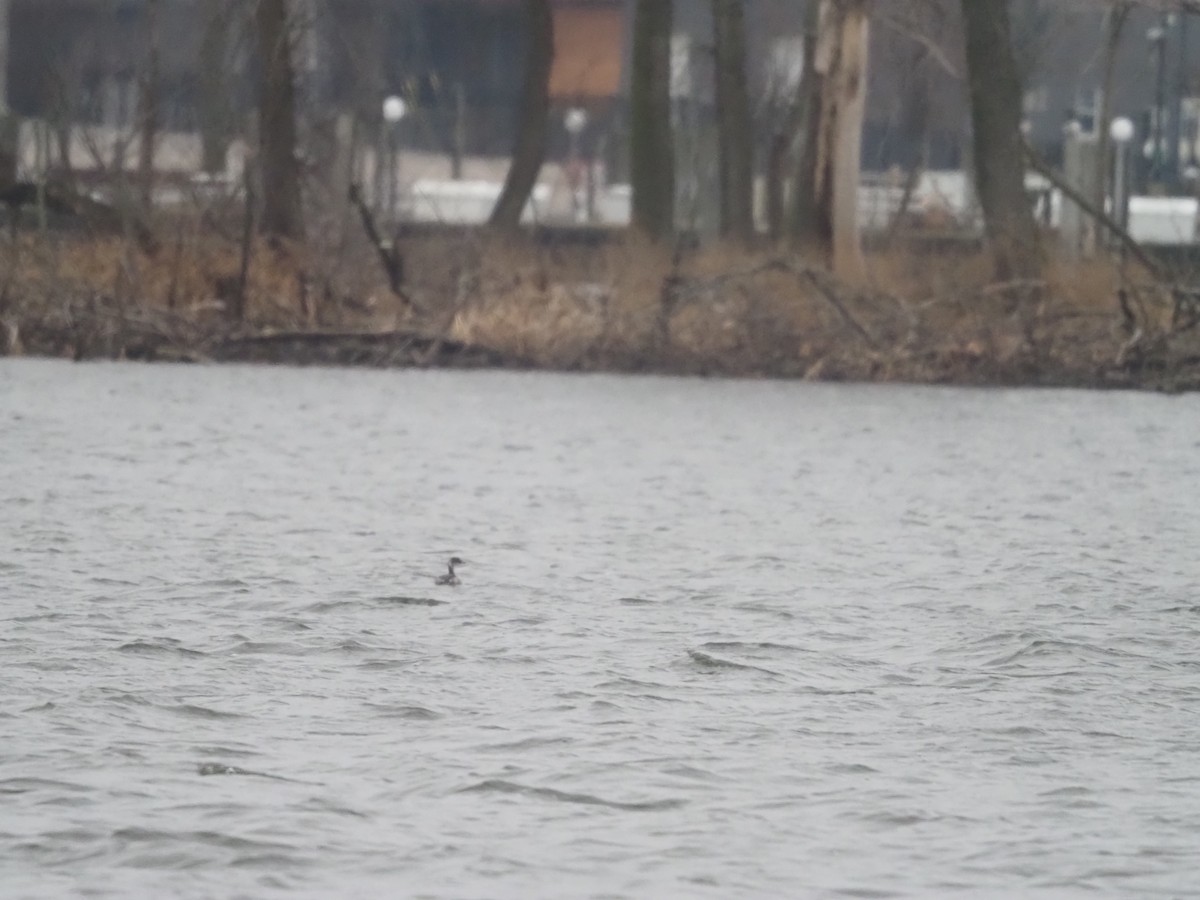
[[435, 556, 465, 586]]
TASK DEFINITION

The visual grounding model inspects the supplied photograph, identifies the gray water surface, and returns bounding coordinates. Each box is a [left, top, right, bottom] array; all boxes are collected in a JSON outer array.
[[3, 358, 1200, 898]]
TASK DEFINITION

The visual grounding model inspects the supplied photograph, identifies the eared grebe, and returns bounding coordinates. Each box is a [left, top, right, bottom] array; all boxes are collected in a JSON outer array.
[[434, 556, 465, 586]]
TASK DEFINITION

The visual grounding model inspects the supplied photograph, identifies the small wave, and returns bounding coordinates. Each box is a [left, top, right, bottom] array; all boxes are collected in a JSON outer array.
[[829, 763, 879, 775], [196, 744, 260, 759], [196, 763, 320, 785], [303, 599, 356, 613], [733, 603, 796, 620], [364, 703, 440, 720], [230, 852, 310, 869], [297, 797, 368, 818], [474, 736, 574, 753], [687, 650, 781, 676], [333, 639, 385, 654], [260, 617, 312, 631], [376, 595, 447, 607], [114, 826, 296, 853], [358, 658, 421, 671], [457, 779, 684, 812], [618, 597, 655, 605], [223, 641, 309, 656], [862, 810, 934, 828], [1039, 785, 1093, 798], [987, 725, 1046, 737], [595, 677, 677, 694], [9, 611, 69, 623], [699, 640, 808, 654], [117, 640, 206, 658], [166, 704, 244, 720], [830, 888, 904, 899], [984, 638, 1132, 668], [197, 578, 251, 590], [98, 690, 153, 707], [502, 616, 547, 626], [0, 777, 92, 795]]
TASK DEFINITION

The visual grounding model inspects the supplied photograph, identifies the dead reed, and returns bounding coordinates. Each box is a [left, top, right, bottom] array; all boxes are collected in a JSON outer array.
[[2, 215, 1198, 390]]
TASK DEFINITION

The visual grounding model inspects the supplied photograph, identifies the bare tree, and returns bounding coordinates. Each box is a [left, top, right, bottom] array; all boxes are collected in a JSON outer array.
[[961, 0, 1040, 281], [1092, 2, 1132, 252], [0, 0, 15, 190], [138, 0, 162, 210], [790, 0, 823, 248], [792, 0, 870, 280], [630, 0, 675, 240], [490, 0, 554, 229], [712, 0, 754, 243], [0, 0, 8, 116], [199, 0, 236, 175], [256, 0, 304, 239]]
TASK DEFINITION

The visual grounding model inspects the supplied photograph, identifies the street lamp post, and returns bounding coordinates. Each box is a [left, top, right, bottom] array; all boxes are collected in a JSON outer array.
[[564, 107, 589, 223], [1111, 117, 1136, 249], [1149, 20, 1169, 187], [382, 95, 407, 220]]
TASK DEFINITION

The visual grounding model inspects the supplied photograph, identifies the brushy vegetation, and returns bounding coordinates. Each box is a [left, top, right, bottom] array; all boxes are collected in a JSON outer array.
[[2, 215, 1199, 391]]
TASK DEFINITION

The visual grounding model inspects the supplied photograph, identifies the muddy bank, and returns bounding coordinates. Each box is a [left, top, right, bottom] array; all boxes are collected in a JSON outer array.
[[4, 287, 1199, 393], [0, 293, 526, 370]]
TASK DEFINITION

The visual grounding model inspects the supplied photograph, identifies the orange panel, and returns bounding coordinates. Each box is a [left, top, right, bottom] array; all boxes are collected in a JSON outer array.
[[549, 7, 623, 100]]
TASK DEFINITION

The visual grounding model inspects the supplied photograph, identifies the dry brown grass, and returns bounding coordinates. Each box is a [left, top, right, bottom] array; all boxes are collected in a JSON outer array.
[[2, 216, 1198, 389]]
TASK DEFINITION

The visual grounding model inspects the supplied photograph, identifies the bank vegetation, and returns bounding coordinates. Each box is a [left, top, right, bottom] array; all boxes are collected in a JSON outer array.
[[1, 0, 1199, 391]]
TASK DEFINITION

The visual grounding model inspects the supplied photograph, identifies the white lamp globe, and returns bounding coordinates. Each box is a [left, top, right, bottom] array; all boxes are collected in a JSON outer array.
[[1110, 117, 1135, 144], [564, 108, 589, 135], [382, 95, 408, 124]]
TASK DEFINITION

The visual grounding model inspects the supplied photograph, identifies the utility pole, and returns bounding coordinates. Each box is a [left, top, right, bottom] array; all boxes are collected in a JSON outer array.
[[1150, 15, 1168, 188]]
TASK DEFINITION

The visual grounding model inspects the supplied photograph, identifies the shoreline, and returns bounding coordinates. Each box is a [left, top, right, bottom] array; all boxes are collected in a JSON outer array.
[[4, 232, 1199, 394], [4, 316, 1198, 394]]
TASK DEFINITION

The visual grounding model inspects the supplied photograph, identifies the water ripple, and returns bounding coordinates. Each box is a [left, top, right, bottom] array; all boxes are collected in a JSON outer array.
[[3, 360, 1199, 897], [457, 779, 686, 812]]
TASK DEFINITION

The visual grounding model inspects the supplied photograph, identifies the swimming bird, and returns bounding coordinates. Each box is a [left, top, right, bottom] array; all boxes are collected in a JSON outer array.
[[434, 556, 465, 586]]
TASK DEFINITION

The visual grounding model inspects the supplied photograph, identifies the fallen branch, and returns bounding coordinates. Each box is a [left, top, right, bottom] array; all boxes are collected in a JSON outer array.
[[348, 183, 413, 309], [1022, 140, 1166, 281]]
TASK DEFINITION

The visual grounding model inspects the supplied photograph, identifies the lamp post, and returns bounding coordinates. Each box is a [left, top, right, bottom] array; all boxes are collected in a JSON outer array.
[[564, 107, 589, 222], [1148, 20, 1169, 187], [382, 95, 407, 220], [1111, 117, 1135, 241]]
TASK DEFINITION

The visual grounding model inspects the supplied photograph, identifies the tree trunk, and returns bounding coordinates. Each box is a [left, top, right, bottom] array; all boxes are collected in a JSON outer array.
[[789, 0, 823, 250], [961, 0, 1040, 282], [490, 0, 554, 229], [0, 0, 9, 116], [630, 0, 674, 240], [199, 0, 234, 175], [712, 0, 754, 243], [255, 0, 304, 239], [0, 0, 12, 193], [138, 0, 161, 211], [805, 0, 869, 280], [1092, 2, 1131, 256], [885, 42, 931, 242]]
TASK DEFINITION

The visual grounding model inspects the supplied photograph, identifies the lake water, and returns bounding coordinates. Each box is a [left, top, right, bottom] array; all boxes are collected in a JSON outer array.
[[3, 358, 1200, 898]]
